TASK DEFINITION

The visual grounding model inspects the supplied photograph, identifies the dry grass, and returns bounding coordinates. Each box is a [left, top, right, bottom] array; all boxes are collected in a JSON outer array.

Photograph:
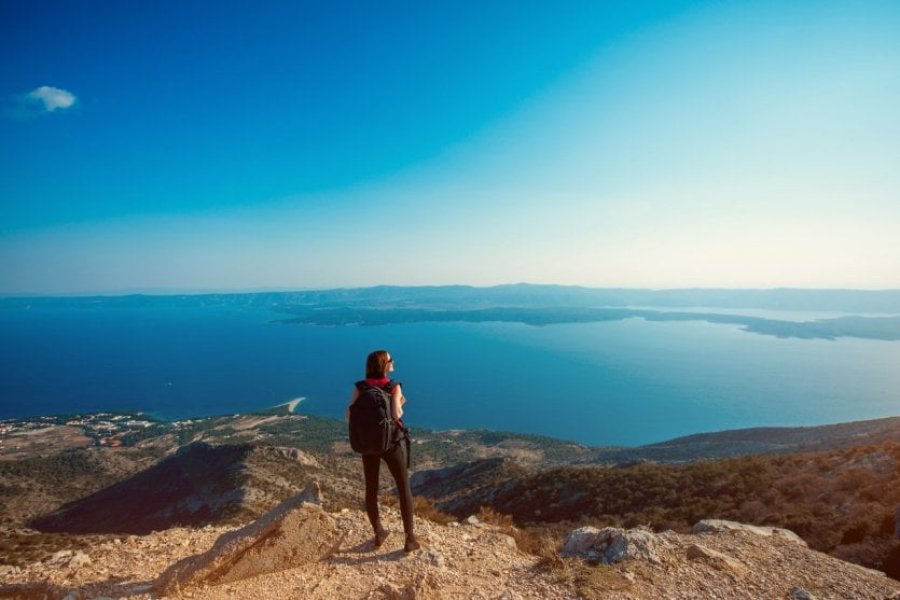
[[472, 505, 634, 597]]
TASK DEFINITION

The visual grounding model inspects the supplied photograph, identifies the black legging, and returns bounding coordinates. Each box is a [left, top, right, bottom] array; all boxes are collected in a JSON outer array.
[[362, 443, 415, 536]]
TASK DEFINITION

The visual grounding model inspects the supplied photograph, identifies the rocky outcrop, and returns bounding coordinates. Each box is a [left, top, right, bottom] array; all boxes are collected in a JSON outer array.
[[45, 550, 92, 570], [561, 526, 670, 564], [3, 512, 900, 599], [154, 482, 339, 593], [685, 543, 748, 575], [693, 518, 808, 546], [266, 446, 321, 467]]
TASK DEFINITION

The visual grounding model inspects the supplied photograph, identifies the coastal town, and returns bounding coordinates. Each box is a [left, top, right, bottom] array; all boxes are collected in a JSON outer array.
[[0, 413, 197, 459]]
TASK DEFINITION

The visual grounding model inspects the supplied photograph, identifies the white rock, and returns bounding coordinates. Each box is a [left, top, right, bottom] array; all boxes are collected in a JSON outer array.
[[561, 526, 607, 556], [685, 544, 747, 574], [693, 519, 807, 546], [49, 549, 74, 565], [606, 529, 665, 564], [562, 527, 668, 564], [422, 548, 445, 568], [788, 587, 817, 600], [69, 551, 92, 568]]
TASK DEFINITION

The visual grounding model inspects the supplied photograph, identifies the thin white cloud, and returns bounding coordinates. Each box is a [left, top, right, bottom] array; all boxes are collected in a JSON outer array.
[[26, 86, 77, 112]]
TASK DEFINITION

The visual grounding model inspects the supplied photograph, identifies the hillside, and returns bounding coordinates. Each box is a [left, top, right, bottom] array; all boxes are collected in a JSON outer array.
[[3, 494, 899, 599], [588, 416, 900, 463], [413, 441, 900, 579], [2, 410, 900, 594]]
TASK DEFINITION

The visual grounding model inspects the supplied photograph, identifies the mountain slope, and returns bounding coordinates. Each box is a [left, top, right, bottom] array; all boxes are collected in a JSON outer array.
[[3, 502, 899, 599], [413, 440, 900, 579], [590, 416, 900, 463], [29, 442, 330, 534]]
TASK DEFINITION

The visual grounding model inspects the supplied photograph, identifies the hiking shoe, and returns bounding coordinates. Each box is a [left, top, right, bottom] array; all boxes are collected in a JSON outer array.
[[374, 528, 389, 548]]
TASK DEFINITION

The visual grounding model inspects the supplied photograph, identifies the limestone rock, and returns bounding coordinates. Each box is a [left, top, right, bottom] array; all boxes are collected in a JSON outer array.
[[270, 446, 321, 468], [48, 550, 75, 566], [561, 526, 668, 564], [788, 586, 817, 600], [562, 526, 609, 556], [68, 551, 92, 569], [685, 543, 747, 574], [693, 519, 807, 546], [497, 533, 517, 550], [421, 547, 445, 568], [154, 482, 339, 593]]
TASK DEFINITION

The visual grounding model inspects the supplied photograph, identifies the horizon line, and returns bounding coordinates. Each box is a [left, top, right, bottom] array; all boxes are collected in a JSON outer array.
[[3, 282, 900, 299]]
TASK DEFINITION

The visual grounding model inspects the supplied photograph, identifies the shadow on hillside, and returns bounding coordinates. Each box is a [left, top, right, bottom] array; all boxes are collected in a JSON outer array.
[[29, 442, 251, 535]]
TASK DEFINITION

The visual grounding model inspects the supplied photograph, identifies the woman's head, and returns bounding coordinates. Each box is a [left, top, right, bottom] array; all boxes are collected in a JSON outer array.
[[365, 349, 393, 379]]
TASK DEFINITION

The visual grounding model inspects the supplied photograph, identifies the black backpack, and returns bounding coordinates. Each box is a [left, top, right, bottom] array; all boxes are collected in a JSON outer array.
[[348, 381, 406, 456]]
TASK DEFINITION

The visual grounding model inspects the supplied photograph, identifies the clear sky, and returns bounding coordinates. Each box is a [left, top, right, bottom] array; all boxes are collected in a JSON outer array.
[[1, 0, 898, 294]]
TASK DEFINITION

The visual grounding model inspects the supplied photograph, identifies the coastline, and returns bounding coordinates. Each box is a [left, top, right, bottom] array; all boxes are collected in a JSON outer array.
[[275, 397, 305, 414]]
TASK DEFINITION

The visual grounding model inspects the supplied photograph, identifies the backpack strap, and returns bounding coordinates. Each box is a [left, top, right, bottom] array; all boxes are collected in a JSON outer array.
[[384, 379, 402, 393], [356, 379, 403, 392]]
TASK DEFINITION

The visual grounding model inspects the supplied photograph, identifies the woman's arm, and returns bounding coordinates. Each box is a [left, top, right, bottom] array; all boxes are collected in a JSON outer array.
[[390, 384, 405, 421], [344, 388, 359, 422]]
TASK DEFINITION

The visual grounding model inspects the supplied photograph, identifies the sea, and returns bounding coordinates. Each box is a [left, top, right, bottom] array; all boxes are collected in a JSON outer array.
[[1, 304, 898, 447]]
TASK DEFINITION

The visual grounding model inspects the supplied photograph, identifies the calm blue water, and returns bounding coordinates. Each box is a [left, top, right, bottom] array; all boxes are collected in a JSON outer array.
[[1, 306, 898, 446]]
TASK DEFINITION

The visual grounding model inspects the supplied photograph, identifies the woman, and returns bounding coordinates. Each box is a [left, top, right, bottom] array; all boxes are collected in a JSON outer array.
[[346, 349, 420, 552]]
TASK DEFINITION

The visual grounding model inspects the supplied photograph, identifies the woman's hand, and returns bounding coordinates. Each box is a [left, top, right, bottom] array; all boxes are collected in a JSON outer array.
[[390, 384, 404, 421], [345, 388, 359, 422]]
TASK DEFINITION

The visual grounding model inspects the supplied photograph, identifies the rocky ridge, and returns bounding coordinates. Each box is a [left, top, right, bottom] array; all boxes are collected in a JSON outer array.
[[3, 413, 900, 597], [2, 489, 899, 600]]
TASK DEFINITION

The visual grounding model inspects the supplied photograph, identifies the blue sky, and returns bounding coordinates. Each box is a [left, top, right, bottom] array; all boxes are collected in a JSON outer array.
[[1, 0, 898, 294]]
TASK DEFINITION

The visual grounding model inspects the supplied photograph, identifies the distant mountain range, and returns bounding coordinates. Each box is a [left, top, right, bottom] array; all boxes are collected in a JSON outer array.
[[5, 283, 900, 312], [3, 284, 900, 341]]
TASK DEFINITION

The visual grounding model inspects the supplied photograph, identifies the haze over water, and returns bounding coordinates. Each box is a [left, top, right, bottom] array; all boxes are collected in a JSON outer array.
[[2, 303, 897, 447]]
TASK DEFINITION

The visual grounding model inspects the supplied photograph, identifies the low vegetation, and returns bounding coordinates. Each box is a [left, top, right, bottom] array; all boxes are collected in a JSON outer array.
[[427, 441, 900, 578]]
